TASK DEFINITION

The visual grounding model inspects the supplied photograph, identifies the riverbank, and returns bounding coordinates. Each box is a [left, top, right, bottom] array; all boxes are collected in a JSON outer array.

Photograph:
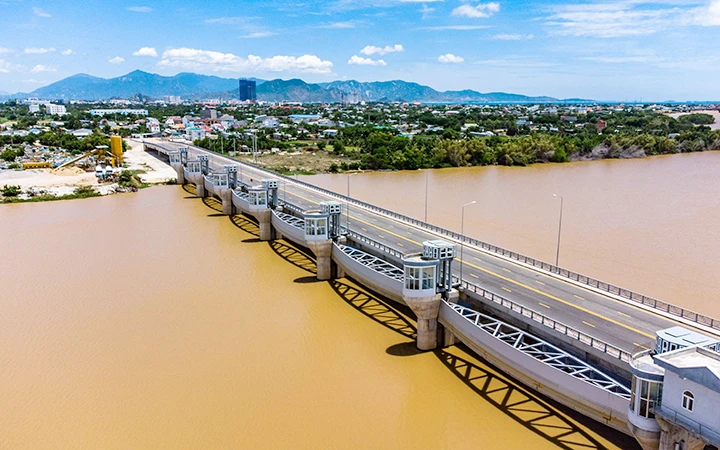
[[0, 139, 176, 203]]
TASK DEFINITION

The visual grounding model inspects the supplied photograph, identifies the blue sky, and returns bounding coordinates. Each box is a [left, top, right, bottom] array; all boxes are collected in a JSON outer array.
[[1, 0, 719, 100]]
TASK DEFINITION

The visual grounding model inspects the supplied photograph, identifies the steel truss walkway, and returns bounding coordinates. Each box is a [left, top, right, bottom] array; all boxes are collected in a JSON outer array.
[[274, 211, 305, 230], [336, 244, 404, 283], [444, 301, 631, 399]]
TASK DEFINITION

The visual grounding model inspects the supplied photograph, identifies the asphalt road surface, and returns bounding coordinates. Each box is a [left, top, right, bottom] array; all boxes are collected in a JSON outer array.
[[147, 139, 699, 354]]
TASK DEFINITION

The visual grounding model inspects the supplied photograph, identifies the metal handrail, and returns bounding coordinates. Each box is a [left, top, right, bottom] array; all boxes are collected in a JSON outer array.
[[147, 140, 720, 332], [456, 276, 632, 362], [346, 230, 405, 260], [655, 405, 720, 446]]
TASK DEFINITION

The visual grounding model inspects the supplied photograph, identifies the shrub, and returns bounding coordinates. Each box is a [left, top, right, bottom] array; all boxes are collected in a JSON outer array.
[[1, 184, 21, 197], [73, 185, 97, 196]]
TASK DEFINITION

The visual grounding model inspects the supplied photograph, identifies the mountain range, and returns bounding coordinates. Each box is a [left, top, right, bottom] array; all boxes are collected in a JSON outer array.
[[5, 70, 589, 103]]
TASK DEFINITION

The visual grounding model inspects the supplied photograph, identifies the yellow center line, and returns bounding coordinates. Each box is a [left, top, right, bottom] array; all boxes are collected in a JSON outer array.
[[217, 157, 654, 340], [539, 302, 551, 309], [583, 321, 596, 328], [455, 256, 654, 339]]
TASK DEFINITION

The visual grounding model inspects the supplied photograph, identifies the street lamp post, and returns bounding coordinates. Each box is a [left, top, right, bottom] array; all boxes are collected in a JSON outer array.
[[423, 169, 429, 222], [460, 200, 477, 283], [553, 194, 564, 267], [346, 172, 358, 232]]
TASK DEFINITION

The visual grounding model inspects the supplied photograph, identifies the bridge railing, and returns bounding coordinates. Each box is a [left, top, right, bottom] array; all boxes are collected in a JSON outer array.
[[345, 229, 406, 260], [455, 276, 633, 363], [147, 141, 720, 333]]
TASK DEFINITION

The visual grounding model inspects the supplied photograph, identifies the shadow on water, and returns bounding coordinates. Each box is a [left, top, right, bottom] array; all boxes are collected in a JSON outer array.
[[327, 278, 630, 450], [182, 184, 196, 196], [329, 280, 417, 340], [202, 197, 223, 213], [268, 240, 317, 275], [294, 276, 323, 284], [229, 214, 260, 238], [385, 341, 424, 357], [191, 195, 637, 450]]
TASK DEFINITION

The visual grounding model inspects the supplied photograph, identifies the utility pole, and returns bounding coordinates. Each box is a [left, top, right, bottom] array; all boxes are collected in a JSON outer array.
[[553, 194, 564, 267], [460, 201, 477, 283]]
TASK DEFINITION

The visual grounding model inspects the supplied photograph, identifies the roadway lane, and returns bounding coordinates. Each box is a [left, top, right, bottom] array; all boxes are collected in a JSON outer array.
[[148, 139, 696, 353]]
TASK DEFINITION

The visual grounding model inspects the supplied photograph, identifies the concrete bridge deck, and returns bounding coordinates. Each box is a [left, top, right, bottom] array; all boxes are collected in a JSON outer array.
[[144, 139, 715, 357]]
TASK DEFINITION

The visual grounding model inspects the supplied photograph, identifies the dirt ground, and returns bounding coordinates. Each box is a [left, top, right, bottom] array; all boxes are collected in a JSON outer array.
[[0, 139, 176, 196], [234, 149, 360, 174]]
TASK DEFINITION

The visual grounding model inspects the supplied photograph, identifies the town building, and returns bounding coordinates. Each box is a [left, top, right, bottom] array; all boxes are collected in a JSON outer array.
[[200, 108, 217, 120], [88, 109, 148, 116], [45, 103, 67, 116], [238, 79, 257, 102]]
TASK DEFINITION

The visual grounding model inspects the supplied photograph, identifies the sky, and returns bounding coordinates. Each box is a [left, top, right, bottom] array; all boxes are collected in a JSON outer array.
[[0, 0, 719, 101]]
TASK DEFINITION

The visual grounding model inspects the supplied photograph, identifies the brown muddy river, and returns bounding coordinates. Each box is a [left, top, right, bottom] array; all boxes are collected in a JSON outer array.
[[0, 186, 633, 449], [307, 151, 720, 318]]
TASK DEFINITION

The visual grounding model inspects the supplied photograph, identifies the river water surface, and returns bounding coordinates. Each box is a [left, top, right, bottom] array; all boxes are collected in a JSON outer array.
[[0, 186, 633, 449], [306, 151, 720, 318]]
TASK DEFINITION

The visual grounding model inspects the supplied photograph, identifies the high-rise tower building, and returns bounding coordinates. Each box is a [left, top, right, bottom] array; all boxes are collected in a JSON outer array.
[[238, 79, 257, 102]]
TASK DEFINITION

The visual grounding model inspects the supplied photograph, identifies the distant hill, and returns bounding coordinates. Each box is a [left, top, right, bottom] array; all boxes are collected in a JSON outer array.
[[8, 70, 591, 103], [26, 70, 264, 100]]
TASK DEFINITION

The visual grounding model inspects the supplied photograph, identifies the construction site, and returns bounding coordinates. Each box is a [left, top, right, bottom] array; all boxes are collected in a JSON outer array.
[[0, 138, 176, 199]]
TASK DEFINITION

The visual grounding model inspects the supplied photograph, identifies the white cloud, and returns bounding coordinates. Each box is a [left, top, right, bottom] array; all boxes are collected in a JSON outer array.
[[493, 33, 534, 40], [31, 64, 58, 73], [205, 16, 256, 25], [32, 7, 51, 18], [418, 25, 492, 30], [316, 21, 357, 28], [420, 4, 435, 19], [127, 6, 152, 13], [452, 2, 500, 18], [61, 49, 75, 55], [109, 56, 125, 64], [0, 59, 24, 73], [158, 48, 334, 74], [360, 44, 404, 56], [438, 53, 464, 63], [133, 47, 158, 57], [697, 0, 720, 25], [241, 31, 276, 38], [546, 3, 694, 38], [348, 55, 388, 66], [0, 47, 14, 54], [24, 47, 56, 54]]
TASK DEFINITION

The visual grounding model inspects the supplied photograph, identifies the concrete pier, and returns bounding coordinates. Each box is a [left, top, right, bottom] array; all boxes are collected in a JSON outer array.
[[404, 293, 442, 350], [191, 174, 205, 198], [217, 187, 234, 215], [308, 240, 333, 281], [256, 209, 273, 241], [171, 163, 184, 184]]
